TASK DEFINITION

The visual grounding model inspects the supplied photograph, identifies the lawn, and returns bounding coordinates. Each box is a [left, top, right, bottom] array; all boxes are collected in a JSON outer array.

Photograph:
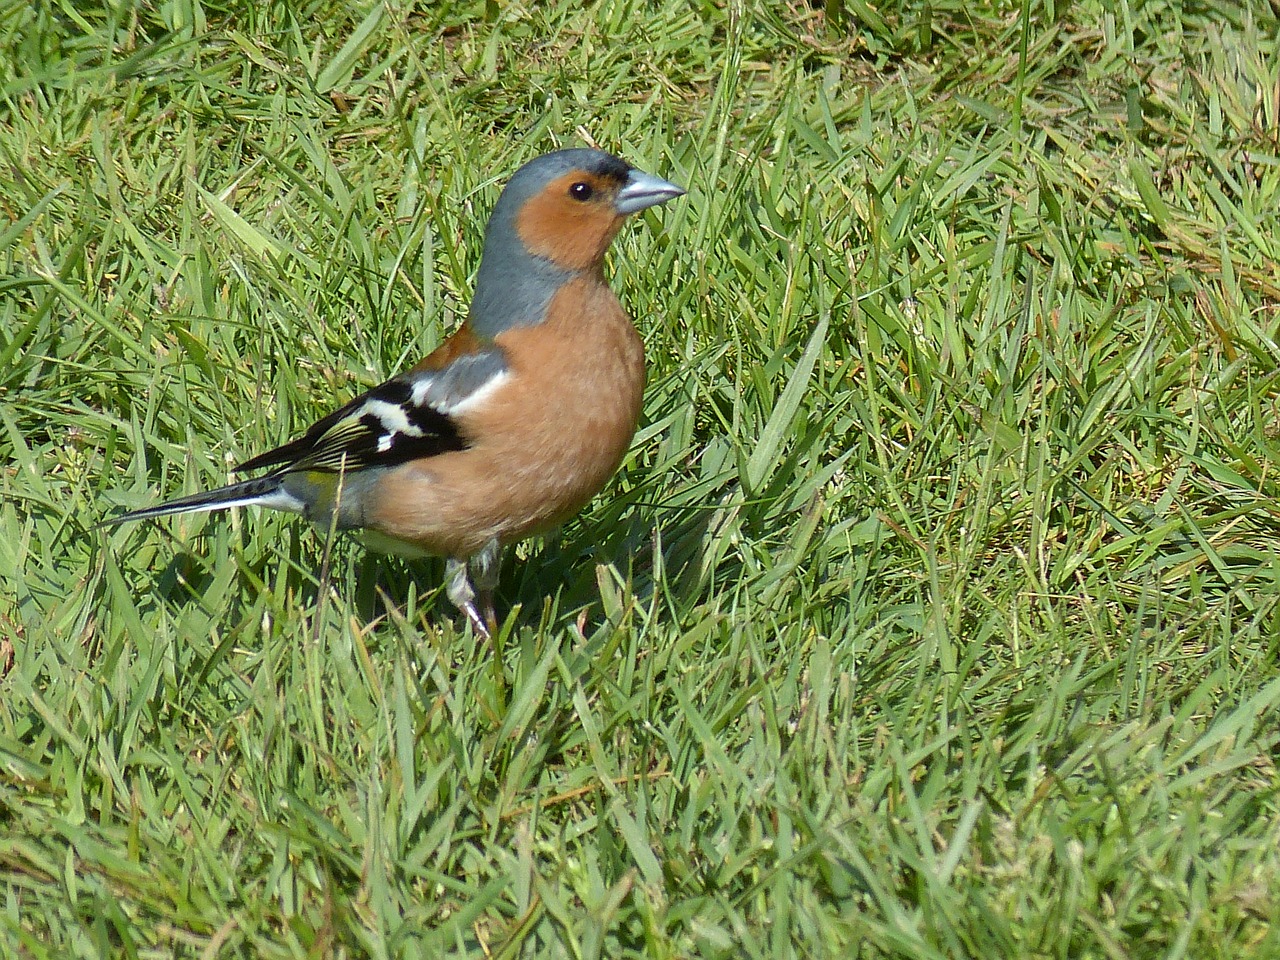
[[3, 0, 1280, 956]]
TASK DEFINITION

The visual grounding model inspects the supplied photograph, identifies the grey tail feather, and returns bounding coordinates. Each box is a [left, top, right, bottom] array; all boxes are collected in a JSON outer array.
[[99, 475, 290, 529]]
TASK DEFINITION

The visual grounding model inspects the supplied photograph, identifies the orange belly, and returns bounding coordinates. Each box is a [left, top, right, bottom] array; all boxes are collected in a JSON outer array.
[[367, 278, 646, 558]]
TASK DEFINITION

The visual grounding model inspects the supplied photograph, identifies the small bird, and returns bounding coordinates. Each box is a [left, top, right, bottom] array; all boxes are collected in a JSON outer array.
[[106, 148, 684, 637]]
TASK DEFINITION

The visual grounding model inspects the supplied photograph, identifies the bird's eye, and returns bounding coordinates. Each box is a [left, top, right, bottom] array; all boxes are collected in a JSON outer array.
[[569, 181, 594, 201]]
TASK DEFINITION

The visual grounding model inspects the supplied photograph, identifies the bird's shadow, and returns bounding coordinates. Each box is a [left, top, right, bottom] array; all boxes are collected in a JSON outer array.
[[511, 500, 719, 629], [127, 493, 719, 641]]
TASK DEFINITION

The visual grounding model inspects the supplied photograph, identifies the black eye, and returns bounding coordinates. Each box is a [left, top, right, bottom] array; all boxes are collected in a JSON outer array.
[[569, 181, 594, 201]]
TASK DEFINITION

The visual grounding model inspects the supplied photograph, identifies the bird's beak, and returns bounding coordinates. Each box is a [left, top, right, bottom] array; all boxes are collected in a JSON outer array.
[[614, 168, 686, 215]]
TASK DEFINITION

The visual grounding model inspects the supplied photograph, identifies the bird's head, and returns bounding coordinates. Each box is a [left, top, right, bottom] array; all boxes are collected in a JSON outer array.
[[469, 149, 684, 335], [495, 149, 685, 272]]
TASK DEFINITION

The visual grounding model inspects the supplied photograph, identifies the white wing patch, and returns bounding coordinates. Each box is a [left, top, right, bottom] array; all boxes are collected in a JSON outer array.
[[363, 397, 426, 453], [413, 368, 512, 416], [440, 369, 512, 415]]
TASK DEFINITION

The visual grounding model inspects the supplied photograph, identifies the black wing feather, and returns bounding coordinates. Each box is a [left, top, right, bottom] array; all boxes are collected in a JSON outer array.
[[234, 377, 467, 475]]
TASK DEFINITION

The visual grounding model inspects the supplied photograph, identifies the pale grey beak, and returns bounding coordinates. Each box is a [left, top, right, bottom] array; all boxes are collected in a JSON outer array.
[[614, 168, 685, 215]]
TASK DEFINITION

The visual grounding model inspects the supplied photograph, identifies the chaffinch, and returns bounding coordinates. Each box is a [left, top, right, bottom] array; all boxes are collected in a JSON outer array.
[[108, 148, 685, 637]]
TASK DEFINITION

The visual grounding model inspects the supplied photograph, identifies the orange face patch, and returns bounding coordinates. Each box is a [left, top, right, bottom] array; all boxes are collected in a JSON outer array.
[[515, 171, 626, 272]]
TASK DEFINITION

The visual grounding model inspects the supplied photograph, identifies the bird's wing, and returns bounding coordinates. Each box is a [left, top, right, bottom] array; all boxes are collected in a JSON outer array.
[[235, 343, 509, 476]]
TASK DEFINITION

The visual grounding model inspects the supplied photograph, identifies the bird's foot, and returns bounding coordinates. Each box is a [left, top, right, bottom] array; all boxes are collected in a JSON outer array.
[[460, 600, 493, 641], [446, 539, 502, 640]]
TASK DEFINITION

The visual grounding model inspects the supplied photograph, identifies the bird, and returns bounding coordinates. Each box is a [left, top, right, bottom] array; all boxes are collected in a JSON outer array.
[[105, 148, 685, 638]]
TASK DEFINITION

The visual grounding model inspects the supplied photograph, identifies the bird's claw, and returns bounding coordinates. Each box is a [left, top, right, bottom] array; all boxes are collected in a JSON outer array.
[[462, 601, 492, 641]]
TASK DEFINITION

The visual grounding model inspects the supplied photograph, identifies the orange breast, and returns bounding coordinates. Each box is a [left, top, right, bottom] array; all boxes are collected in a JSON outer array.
[[367, 278, 646, 559]]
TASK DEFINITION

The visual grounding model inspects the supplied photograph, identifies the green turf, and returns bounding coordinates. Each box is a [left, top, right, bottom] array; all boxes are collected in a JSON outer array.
[[4, 0, 1280, 956]]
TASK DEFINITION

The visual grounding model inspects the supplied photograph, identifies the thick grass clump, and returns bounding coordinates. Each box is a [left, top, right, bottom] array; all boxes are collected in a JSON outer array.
[[3, 0, 1279, 956]]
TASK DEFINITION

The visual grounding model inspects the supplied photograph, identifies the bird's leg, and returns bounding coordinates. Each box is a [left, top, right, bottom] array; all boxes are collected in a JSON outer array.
[[468, 537, 502, 638], [445, 556, 491, 640]]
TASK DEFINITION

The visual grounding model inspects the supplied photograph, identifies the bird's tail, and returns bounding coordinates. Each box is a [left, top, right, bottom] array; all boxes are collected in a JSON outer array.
[[101, 475, 303, 527]]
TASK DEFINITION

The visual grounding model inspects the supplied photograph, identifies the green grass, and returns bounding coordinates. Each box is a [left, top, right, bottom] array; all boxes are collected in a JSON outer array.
[[4, 0, 1280, 955]]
